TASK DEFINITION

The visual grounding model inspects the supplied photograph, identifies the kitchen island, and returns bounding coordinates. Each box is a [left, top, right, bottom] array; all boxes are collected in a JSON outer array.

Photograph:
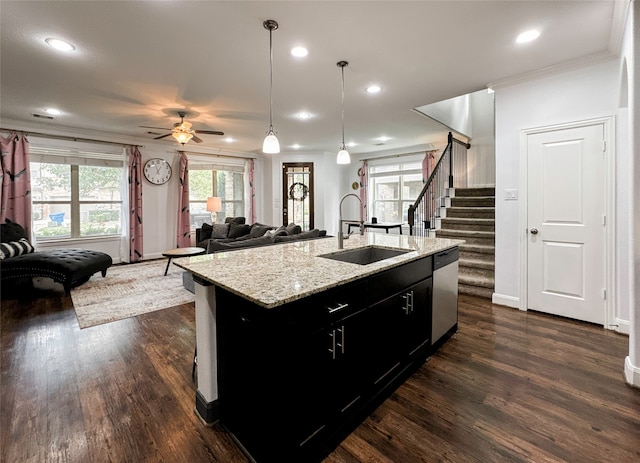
[[175, 233, 462, 463]]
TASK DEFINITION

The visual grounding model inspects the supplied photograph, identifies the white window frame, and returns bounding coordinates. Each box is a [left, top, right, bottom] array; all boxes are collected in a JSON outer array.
[[29, 140, 125, 242], [367, 154, 424, 224]]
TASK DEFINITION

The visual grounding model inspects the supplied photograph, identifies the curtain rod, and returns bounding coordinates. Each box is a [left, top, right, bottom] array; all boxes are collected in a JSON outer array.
[[182, 149, 256, 160], [0, 128, 144, 148], [358, 150, 434, 163]]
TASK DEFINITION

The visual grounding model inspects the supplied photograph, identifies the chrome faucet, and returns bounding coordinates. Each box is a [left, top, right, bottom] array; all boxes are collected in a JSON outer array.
[[338, 193, 364, 249]]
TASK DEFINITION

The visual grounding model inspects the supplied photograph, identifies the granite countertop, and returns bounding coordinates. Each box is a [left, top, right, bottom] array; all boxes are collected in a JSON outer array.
[[174, 233, 463, 309]]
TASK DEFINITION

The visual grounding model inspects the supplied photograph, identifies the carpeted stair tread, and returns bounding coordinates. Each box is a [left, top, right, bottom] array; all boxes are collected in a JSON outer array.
[[459, 284, 493, 299], [436, 229, 495, 238], [441, 217, 495, 231], [454, 187, 496, 197], [446, 207, 495, 219], [459, 258, 495, 270], [459, 274, 494, 288]]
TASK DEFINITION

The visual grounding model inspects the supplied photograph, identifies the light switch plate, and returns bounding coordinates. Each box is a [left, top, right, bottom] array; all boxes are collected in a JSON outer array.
[[505, 189, 518, 200]]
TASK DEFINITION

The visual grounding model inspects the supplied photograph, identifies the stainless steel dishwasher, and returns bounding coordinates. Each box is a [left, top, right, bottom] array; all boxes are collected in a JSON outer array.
[[432, 247, 459, 347]]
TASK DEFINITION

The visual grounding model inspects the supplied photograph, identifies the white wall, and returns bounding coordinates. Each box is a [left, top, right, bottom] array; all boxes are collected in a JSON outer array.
[[467, 90, 496, 187], [493, 58, 621, 309], [622, 0, 639, 388]]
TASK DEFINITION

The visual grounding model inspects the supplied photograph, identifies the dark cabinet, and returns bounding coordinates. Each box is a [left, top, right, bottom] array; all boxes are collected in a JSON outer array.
[[216, 255, 434, 463]]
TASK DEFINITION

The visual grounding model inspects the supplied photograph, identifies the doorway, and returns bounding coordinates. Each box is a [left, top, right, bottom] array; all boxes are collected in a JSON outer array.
[[521, 118, 614, 326], [282, 162, 314, 230]]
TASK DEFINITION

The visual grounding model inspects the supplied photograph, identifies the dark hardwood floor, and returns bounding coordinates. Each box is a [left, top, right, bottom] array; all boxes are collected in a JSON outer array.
[[2, 291, 639, 462]]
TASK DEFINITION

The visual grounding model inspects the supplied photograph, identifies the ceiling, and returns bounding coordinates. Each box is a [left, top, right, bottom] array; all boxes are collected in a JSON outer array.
[[0, 1, 622, 156]]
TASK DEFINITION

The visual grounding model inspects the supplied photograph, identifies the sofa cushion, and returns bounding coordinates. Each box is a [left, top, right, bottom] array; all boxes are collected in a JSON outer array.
[[211, 223, 230, 239], [224, 216, 246, 225], [0, 238, 35, 259], [207, 236, 273, 253], [273, 229, 320, 243], [199, 223, 214, 241], [286, 223, 302, 235], [228, 223, 251, 239], [1, 219, 29, 243], [249, 224, 273, 238]]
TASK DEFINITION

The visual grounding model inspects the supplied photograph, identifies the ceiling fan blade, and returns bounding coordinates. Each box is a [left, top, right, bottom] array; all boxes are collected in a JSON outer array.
[[195, 130, 225, 136], [140, 125, 172, 130], [192, 135, 204, 143], [153, 133, 173, 140]]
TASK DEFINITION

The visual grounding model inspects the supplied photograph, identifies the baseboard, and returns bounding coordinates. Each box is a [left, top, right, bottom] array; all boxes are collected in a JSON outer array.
[[614, 318, 630, 335], [491, 292, 520, 309], [195, 389, 219, 425], [624, 356, 640, 388]]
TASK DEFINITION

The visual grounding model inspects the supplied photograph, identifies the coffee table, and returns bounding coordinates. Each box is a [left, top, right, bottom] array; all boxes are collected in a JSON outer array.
[[162, 247, 206, 276]]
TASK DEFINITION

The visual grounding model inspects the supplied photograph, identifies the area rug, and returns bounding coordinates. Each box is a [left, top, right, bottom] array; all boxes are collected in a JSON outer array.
[[71, 259, 194, 329]]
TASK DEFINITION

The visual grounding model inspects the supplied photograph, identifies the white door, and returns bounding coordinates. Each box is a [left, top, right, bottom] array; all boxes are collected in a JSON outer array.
[[527, 124, 605, 324]]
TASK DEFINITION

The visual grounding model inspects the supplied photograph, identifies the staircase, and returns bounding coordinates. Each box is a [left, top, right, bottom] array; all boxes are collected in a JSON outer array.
[[434, 187, 495, 299]]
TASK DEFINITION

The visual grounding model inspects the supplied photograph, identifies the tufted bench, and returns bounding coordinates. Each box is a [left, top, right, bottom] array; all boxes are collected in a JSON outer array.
[[1, 248, 112, 294]]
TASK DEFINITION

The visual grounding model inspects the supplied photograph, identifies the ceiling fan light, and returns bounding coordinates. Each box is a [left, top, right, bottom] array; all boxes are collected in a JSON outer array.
[[263, 129, 280, 153], [337, 146, 351, 164], [172, 131, 193, 145]]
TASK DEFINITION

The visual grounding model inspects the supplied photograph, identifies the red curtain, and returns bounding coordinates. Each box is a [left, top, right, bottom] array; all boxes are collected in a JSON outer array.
[[128, 146, 143, 261], [176, 152, 191, 247], [358, 161, 368, 221], [0, 133, 32, 237], [248, 159, 256, 224]]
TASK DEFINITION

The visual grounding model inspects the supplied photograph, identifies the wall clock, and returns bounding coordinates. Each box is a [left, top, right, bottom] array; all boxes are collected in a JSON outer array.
[[144, 158, 172, 185]]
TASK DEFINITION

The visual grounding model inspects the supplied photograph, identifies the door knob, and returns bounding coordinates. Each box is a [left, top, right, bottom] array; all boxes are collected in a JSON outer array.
[[530, 228, 538, 235]]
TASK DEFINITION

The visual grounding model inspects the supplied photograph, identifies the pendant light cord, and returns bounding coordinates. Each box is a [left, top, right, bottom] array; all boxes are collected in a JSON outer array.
[[341, 65, 345, 146], [269, 26, 274, 130]]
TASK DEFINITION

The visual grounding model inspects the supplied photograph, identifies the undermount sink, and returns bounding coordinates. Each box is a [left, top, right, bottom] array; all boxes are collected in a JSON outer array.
[[319, 246, 410, 265]]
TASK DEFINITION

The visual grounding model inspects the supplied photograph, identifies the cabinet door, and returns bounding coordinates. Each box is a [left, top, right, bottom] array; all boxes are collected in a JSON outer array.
[[401, 277, 432, 358]]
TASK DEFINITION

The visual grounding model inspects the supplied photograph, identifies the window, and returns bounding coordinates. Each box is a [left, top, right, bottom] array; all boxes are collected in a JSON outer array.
[[30, 143, 125, 241], [368, 156, 423, 223], [189, 167, 245, 227]]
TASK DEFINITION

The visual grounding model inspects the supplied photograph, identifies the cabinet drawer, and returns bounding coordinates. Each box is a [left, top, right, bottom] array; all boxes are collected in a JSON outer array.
[[367, 256, 432, 305]]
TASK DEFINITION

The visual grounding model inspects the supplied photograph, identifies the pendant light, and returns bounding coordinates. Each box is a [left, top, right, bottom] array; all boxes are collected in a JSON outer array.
[[336, 60, 351, 164], [263, 19, 280, 154]]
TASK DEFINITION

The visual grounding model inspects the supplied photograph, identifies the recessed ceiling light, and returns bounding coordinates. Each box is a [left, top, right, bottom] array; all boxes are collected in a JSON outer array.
[[347, 142, 357, 148], [291, 144, 301, 149], [296, 112, 312, 120], [45, 38, 76, 52], [377, 136, 391, 142], [224, 137, 235, 143], [516, 29, 540, 44], [366, 85, 381, 94], [291, 47, 308, 57], [45, 108, 62, 115]]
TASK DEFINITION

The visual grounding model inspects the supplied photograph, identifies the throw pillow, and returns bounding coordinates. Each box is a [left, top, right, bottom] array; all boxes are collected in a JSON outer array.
[[249, 224, 272, 238], [228, 223, 251, 239], [199, 223, 213, 241], [273, 229, 320, 243], [224, 216, 246, 225], [211, 223, 230, 239], [0, 238, 34, 260], [0, 218, 29, 243], [286, 223, 302, 235]]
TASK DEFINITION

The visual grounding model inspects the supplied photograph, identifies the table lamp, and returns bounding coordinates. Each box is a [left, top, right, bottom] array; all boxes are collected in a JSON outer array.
[[206, 196, 222, 223]]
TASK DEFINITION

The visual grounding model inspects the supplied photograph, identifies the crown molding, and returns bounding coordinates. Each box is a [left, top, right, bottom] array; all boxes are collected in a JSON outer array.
[[487, 50, 617, 91]]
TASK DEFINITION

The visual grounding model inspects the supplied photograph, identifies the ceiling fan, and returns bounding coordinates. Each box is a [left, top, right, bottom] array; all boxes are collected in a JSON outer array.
[[140, 111, 224, 145]]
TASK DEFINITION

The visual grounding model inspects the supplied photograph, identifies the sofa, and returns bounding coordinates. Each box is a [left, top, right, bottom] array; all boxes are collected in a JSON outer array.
[[182, 217, 328, 293], [0, 219, 112, 295], [195, 217, 327, 253]]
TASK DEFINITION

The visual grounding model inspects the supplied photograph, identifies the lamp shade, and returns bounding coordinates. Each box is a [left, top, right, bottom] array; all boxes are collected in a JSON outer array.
[[172, 131, 193, 145], [263, 130, 280, 154], [206, 196, 222, 212], [337, 147, 351, 165]]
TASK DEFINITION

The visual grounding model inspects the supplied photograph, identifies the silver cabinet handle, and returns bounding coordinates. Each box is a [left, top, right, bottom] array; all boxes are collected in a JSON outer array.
[[328, 302, 349, 314], [530, 228, 538, 235], [328, 330, 336, 359]]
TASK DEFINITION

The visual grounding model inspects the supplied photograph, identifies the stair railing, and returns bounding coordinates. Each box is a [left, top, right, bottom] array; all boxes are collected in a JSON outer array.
[[408, 132, 470, 236]]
